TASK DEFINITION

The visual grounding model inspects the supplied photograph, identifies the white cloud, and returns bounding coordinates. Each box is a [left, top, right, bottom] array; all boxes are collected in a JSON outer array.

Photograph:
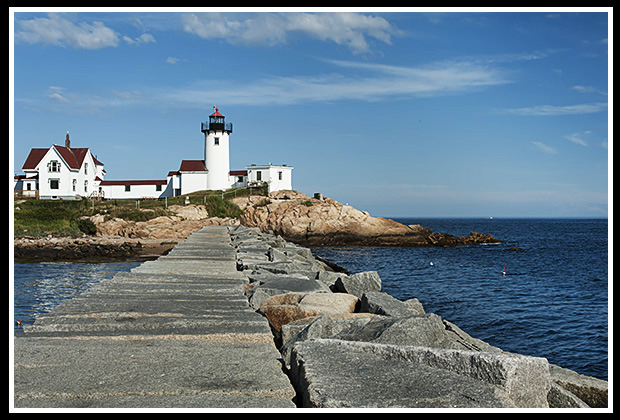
[[46, 86, 69, 103], [123, 33, 156, 45], [15, 13, 120, 49], [571, 85, 607, 96], [159, 58, 509, 107], [166, 56, 180, 64], [531, 141, 558, 154], [564, 132, 589, 146], [181, 12, 400, 54], [500, 102, 608, 116]]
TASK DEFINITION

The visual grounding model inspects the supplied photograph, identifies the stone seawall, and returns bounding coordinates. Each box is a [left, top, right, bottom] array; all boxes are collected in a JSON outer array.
[[230, 225, 608, 409]]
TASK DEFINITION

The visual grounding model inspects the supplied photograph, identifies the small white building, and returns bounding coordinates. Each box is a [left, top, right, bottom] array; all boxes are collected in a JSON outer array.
[[246, 164, 294, 193], [15, 108, 294, 200]]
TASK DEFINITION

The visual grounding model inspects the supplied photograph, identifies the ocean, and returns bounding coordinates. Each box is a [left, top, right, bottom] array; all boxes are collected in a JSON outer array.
[[12, 218, 608, 380], [311, 218, 609, 381]]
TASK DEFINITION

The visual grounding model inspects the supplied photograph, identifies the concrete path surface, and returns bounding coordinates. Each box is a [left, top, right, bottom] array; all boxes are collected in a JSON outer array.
[[13, 226, 296, 408]]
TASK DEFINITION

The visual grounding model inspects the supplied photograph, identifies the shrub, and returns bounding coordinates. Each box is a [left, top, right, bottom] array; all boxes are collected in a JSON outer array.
[[77, 218, 98, 235]]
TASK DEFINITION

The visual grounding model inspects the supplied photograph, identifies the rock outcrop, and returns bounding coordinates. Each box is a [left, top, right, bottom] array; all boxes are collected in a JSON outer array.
[[233, 190, 500, 246], [91, 204, 239, 239]]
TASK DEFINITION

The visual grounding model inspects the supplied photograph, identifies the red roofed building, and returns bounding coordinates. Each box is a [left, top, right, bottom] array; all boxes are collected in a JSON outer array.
[[15, 132, 106, 200]]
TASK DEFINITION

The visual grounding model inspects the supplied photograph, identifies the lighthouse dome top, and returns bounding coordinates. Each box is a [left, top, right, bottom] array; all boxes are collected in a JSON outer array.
[[210, 106, 224, 118]]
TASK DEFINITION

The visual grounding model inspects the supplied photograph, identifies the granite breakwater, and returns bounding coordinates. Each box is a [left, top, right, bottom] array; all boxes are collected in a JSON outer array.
[[231, 225, 608, 408]]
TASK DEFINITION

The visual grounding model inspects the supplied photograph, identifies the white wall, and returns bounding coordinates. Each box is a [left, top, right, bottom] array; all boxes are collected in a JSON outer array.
[[38, 148, 79, 199], [204, 131, 232, 190], [100, 182, 168, 200], [180, 172, 208, 195], [246, 165, 293, 193]]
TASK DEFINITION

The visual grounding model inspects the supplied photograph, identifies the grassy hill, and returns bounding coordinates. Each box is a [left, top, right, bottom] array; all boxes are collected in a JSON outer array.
[[13, 187, 260, 238]]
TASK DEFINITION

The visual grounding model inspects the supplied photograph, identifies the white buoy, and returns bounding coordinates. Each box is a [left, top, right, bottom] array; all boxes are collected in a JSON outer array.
[[430, 262, 434, 266]]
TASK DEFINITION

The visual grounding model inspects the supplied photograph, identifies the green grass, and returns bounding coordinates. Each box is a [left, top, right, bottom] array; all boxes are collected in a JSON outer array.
[[13, 186, 263, 237], [14, 200, 88, 237]]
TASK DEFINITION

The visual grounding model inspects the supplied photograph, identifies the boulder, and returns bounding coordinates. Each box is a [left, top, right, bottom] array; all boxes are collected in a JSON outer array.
[[334, 271, 381, 297], [289, 339, 551, 408], [247, 277, 331, 310], [548, 364, 608, 408], [333, 313, 451, 348], [280, 315, 375, 367], [359, 291, 423, 317], [258, 292, 358, 334], [315, 271, 346, 291]]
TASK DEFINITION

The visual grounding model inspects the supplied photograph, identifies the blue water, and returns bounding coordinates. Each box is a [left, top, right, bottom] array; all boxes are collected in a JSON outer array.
[[13, 261, 142, 333], [311, 218, 608, 380]]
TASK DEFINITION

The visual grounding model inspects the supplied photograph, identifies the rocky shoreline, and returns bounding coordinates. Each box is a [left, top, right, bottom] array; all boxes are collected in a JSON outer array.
[[229, 225, 608, 408], [13, 236, 177, 263], [14, 191, 502, 262]]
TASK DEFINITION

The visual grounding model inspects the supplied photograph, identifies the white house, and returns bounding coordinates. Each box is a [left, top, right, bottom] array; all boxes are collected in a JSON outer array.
[[16, 132, 105, 200], [15, 108, 294, 200]]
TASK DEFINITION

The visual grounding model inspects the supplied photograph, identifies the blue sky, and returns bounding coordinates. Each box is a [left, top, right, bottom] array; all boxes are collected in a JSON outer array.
[[11, 8, 611, 217]]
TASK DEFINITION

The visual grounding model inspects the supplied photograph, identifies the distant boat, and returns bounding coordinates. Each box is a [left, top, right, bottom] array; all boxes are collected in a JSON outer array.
[[489, 216, 493, 220]]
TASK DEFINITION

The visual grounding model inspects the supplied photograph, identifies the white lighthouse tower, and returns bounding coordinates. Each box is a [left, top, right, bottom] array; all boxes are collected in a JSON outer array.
[[201, 106, 233, 190]]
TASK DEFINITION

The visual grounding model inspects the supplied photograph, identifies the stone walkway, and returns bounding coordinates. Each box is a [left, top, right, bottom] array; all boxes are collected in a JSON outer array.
[[13, 226, 296, 408]]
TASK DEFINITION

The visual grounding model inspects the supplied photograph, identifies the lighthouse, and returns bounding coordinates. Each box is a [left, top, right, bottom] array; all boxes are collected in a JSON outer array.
[[201, 106, 233, 190]]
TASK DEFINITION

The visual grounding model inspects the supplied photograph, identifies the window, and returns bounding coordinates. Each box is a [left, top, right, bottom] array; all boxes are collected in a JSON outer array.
[[256, 171, 262, 181], [72, 179, 77, 192], [48, 160, 60, 173], [156, 184, 162, 192], [84, 181, 88, 193], [84, 162, 88, 175], [50, 179, 59, 189], [125, 185, 131, 192], [237, 176, 244, 183], [278, 171, 283, 180], [214, 137, 220, 145]]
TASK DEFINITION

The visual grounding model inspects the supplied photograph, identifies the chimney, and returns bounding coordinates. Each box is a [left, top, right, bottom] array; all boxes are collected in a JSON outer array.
[[65, 131, 70, 149]]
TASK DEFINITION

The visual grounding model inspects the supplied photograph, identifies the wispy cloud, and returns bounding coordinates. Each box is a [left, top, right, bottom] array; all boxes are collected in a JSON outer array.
[[181, 12, 401, 54], [499, 102, 608, 116], [123, 33, 156, 46], [571, 85, 607, 96], [531, 141, 558, 154], [564, 132, 589, 146], [160, 59, 510, 106]]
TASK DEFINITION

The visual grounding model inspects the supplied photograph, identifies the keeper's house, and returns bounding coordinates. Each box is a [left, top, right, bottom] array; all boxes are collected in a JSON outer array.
[[15, 132, 105, 200]]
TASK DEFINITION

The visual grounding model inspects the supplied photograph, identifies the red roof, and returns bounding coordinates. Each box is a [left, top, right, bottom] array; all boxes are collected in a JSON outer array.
[[229, 170, 248, 176], [178, 160, 207, 172], [22, 148, 48, 170], [22, 145, 104, 170], [210, 107, 224, 118]]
